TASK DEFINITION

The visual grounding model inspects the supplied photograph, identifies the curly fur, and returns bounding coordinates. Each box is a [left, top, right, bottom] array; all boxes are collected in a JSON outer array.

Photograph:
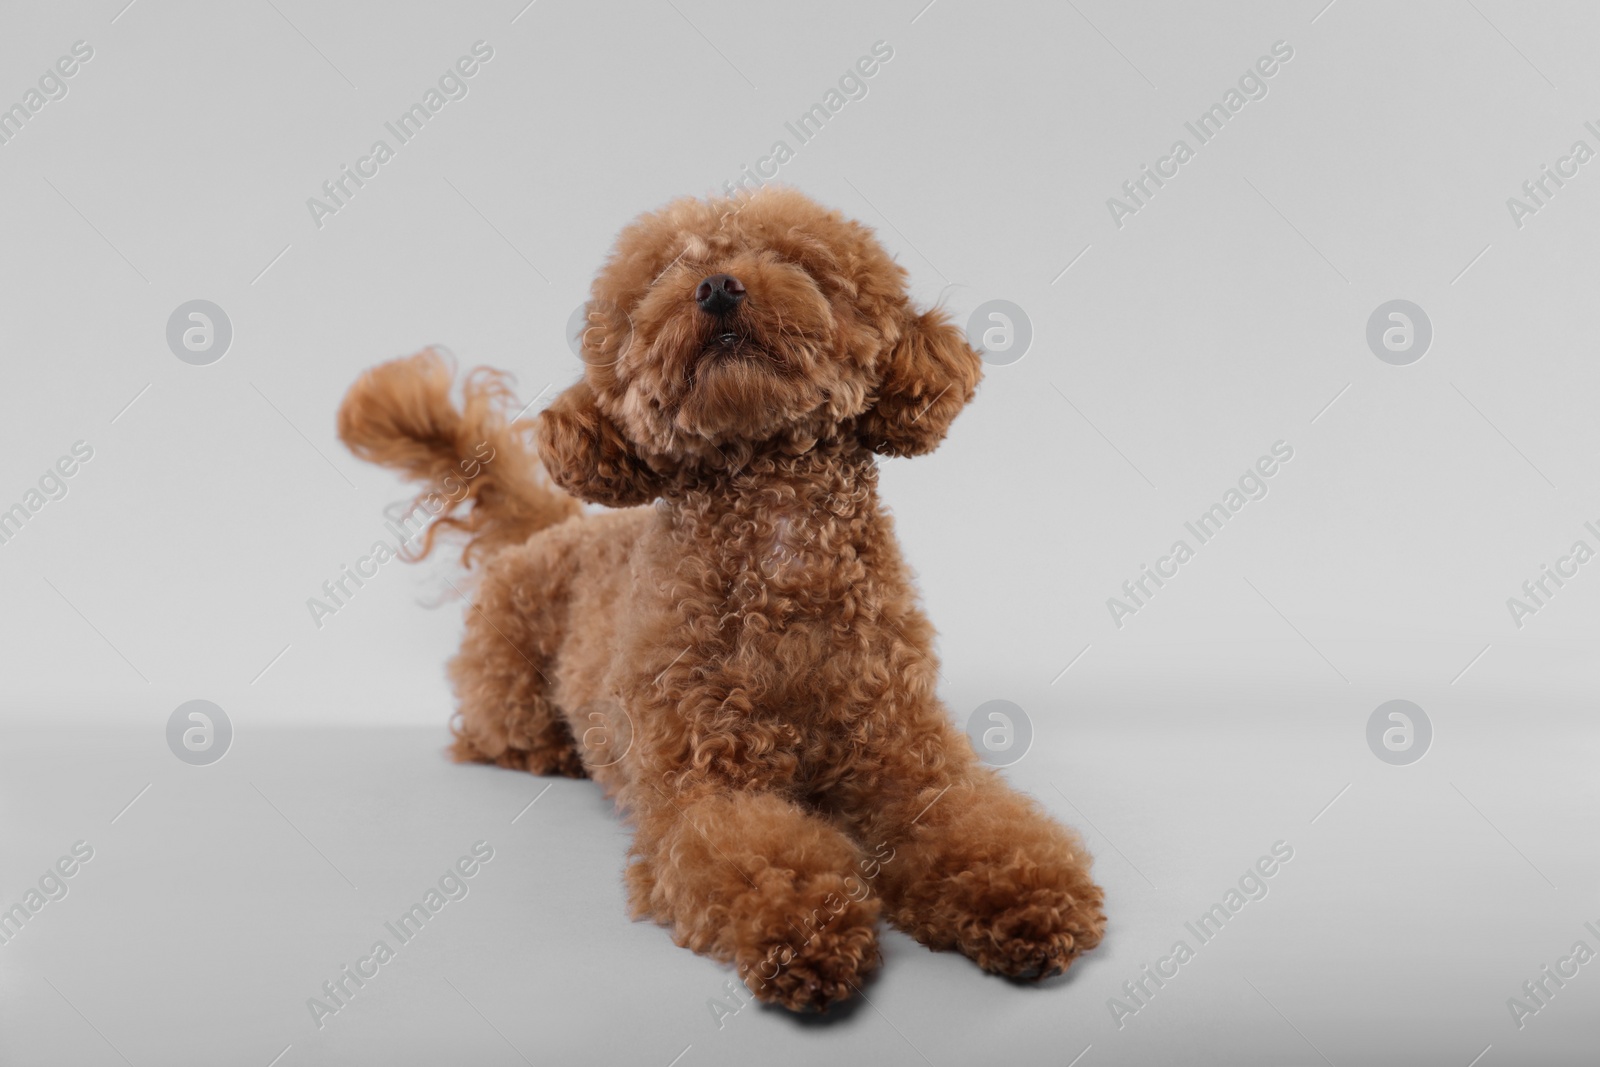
[[337, 186, 1104, 1011]]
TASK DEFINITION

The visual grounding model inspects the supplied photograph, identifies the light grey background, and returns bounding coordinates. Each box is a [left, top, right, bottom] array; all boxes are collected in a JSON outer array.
[[2, 1, 1597, 1064]]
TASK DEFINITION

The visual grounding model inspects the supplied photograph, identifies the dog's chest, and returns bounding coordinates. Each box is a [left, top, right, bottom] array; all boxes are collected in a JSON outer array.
[[737, 492, 870, 602], [660, 498, 869, 622], [757, 512, 819, 583], [645, 470, 910, 734], [656, 455, 884, 646]]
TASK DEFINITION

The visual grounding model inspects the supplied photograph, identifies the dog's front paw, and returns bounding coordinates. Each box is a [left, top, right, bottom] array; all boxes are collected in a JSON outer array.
[[733, 884, 882, 1012], [963, 882, 1105, 980], [901, 856, 1105, 980]]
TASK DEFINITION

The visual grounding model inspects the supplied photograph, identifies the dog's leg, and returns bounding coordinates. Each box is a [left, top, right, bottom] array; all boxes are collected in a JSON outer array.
[[626, 788, 882, 1012], [850, 737, 1105, 980], [447, 545, 586, 778]]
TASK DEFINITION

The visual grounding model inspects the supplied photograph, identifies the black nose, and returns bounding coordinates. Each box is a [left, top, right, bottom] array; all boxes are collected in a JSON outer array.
[[695, 273, 746, 315]]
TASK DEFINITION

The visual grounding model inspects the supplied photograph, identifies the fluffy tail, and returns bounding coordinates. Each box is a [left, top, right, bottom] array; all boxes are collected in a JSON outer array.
[[337, 348, 581, 566]]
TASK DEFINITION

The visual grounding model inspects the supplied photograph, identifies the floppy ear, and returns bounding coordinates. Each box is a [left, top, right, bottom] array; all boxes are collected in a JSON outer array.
[[857, 307, 983, 457], [534, 379, 664, 507]]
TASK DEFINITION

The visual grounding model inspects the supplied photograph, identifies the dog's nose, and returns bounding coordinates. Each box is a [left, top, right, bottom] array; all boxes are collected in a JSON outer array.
[[695, 274, 746, 315]]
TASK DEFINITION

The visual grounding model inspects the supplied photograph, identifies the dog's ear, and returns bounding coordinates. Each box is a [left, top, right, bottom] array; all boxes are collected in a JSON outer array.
[[857, 307, 983, 457], [534, 379, 664, 507]]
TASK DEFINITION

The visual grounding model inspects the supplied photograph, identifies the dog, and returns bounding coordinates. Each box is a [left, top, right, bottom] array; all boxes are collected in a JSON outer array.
[[337, 186, 1104, 1011]]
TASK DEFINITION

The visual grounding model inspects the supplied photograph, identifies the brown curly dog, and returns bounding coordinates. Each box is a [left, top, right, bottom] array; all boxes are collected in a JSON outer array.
[[336, 186, 1104, 1012]]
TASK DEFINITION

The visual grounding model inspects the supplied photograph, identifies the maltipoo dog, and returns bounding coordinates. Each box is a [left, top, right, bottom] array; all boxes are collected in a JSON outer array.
[[337, 187, 1104, 1011]]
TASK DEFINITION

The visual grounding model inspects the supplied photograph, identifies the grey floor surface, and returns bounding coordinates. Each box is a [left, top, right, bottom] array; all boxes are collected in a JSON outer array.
[[4, 693, 1596, 1066], [4, 1, 1600, 1063]]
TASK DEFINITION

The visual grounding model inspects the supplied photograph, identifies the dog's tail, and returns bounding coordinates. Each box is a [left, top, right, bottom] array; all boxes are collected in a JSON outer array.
[[337, 349, 581, 567]]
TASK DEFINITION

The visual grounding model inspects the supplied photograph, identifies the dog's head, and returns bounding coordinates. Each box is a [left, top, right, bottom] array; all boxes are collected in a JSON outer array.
[[536, 187, 982, 506]]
